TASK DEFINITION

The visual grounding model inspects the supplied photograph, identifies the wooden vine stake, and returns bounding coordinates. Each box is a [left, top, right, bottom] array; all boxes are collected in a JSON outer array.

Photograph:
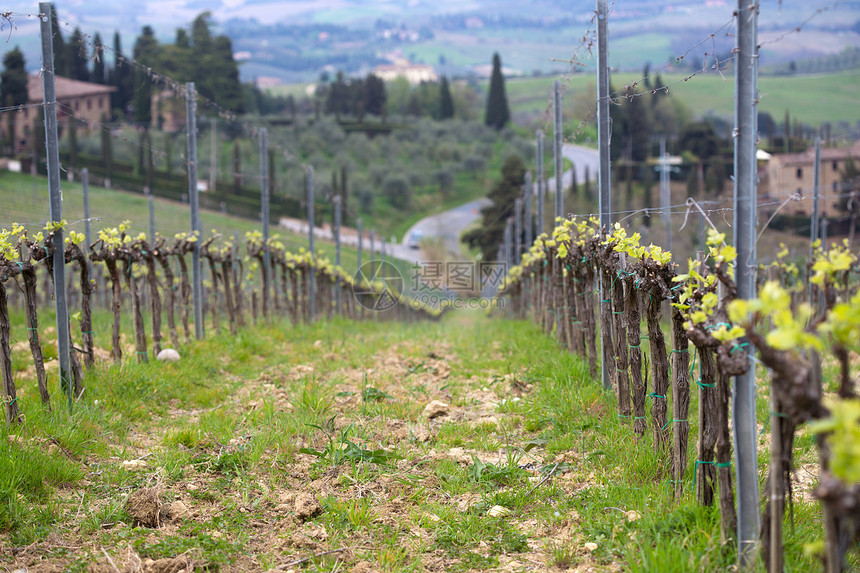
[[140, 238, 164, 356], [0, 230, 24, 423], [90, 227, 125, 363], [19, 237, 49, 407]]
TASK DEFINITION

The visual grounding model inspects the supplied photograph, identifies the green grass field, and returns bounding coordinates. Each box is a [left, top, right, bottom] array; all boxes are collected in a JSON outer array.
[[0, 309, 838, 571]]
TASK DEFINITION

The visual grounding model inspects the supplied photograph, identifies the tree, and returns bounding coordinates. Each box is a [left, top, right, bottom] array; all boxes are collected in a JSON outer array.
[[67, 28, 89, 82], [463, 155, 525, 261], [49, 4, 67, 77], [1, 47, 28, 146], [202, 35, 244, 113], [132, 26, 158, 125], [364, 73, 386, 117], [92, 33, 105, 84], [325, 71, 349, 120], [484, 53, 510, 130], [439, 75, 455, 120], [110, 32, 133, 116], [382, 175, 411, 208], [678, 122, 720, 163]]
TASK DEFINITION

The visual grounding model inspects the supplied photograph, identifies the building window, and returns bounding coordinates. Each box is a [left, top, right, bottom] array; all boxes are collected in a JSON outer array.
[[98, 97, 104, 109], [24, 125, 29, 135], [74, 100, 80, 111], [833, 182, 838, 192], [796, 167, 803, 179], [833, 161, 838, 171], [797, 188, 803, 198], [87, 99, 92, 110]]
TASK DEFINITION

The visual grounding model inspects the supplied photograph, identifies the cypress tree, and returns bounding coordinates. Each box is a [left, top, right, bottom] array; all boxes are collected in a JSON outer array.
[[1, 47, 28, 147], [132, 26, 158, 126], [49, 4, 67, 77], [111, 32, 133, 116], [484, 53, 510, 130], [92, 33, 105, 84], [67, 28, 89, 82], [439, 76, 455, 120]]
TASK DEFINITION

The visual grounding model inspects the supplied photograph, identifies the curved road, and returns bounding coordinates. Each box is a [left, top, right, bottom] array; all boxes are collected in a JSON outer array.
[[398, 144, 599, 262]]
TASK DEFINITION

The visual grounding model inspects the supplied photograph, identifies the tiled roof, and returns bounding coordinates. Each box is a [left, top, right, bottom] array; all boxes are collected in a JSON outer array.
[[769, 141, 860, 166], [27, 74, 116, 102]]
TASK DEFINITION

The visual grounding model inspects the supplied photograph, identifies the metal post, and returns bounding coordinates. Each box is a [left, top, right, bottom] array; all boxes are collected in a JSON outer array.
[[524, 172, 533, 251], [369, 231, 375, 277], [147, 190, 155, 244], [504, 218, 513, 271], [306, 165, 315, 321], [809, 137, 821, 304], [596, 0, 612, 391], [514, 197, 522, 265], [660, 136, 671, 252], [357, 218, 363, 270], [536, 130, 544, 236], [39, 2, 72, 409], [82, 168, 91, 258], [260, 128, 270, 312], [186, 82, 203, 340], [553, 81, 564, 222], [821, 218, 828, 250], [732, 0, 760, 564], [334, 194, 342, 312], [210, 117, 216, 194]]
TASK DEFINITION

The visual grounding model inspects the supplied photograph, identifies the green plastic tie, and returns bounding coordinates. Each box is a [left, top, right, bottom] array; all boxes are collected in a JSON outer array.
[[716, 462, 731, 468], [670, 348, 689, 354], [661, 418, 688, 431], [771, 411, 788, 418], [26, 327, 37, 331], [706, 322, 730, 331], [647, 393, 666, 400], [695, 378, 716, 389], [730, 342, 749, 354], [612, 311, 624, 315], [633, 416, 646, 420], [601, 299, 611, 304], [616, 368, 626, 372], [694, 460, 716, 485], [81, 330, 95, 334], [628, 344, 640, 349]]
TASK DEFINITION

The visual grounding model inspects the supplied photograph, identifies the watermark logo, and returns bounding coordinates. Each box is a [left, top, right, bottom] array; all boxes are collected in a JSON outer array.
[[410, 261, 508, 294], [352, 260, 403, 311], [352, 259, 508, 312]]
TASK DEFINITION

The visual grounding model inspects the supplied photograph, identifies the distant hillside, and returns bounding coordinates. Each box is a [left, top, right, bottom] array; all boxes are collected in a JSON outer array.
[[3, 0, 858, 85]]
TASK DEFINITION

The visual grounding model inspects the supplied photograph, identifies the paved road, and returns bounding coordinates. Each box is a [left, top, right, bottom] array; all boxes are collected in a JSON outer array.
[[544, 144, 600, 206], [278, 144, 599, 266], [400, 197, 491, 261]]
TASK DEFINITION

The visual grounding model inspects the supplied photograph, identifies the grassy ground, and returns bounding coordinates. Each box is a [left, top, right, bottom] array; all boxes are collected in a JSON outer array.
[[0, 305, 836, 572]]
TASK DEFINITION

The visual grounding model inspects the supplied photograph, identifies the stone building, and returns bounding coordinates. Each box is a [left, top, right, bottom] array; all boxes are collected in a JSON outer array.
[[3, 74, 115, 153]]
